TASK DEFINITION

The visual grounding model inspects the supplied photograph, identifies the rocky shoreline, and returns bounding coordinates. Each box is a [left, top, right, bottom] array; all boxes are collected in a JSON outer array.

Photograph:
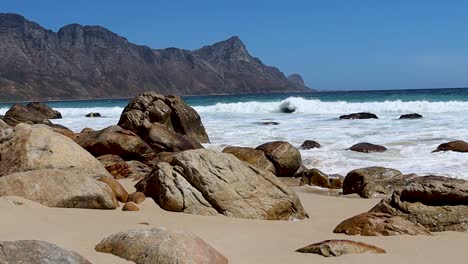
[[0, 92, 467, 263]]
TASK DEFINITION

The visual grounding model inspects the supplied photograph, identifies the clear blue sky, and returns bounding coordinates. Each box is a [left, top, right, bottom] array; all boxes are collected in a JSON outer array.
[[2, 0, 468, 90]]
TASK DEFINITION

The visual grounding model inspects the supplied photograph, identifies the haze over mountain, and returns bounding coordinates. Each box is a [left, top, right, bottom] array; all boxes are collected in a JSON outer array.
[[0, 13, 311, 101]]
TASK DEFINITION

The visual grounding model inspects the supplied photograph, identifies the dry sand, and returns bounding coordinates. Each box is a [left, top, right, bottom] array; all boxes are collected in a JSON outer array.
[[0, 179, 467, 264]]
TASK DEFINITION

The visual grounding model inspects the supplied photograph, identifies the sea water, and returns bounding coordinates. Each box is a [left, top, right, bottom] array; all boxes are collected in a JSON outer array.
[[1, 88, 467, 179]]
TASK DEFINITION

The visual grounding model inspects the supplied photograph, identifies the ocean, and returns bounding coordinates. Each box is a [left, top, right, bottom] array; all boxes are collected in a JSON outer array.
[[1, 88, 467, 179]]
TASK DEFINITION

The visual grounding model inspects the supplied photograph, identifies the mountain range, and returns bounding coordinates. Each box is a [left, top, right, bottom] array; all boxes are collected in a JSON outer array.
[[0, 13, 311, 101]]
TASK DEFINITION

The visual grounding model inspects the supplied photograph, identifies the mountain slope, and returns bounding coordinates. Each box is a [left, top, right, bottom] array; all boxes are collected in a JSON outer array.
[[0, 13, 312, 101]]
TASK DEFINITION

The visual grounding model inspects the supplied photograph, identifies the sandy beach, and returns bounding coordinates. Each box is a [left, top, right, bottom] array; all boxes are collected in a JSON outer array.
[[1, 179, 467, 264]]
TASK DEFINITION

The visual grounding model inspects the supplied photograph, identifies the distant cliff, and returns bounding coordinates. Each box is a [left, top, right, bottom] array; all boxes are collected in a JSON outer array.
[[0, 13, 312, 101]]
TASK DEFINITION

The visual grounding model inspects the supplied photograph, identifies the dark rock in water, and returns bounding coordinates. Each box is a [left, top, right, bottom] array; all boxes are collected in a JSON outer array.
[[348, 142, 387, 153], [279, 102, 296, 113], [222, 146, 276, 174], [432, 140, 468, 153], [0, 240, 92, 264], [262, 121, 280, 125], [26, 102, 62, 119], [296, 239, 386, 257], [339, 112, 378, 119], [300, 140, 321, 149], [370, 175, 468, 232], [118, 92, 210, 144], [299, 168, 343, 189], [342, 166, 415, 198], [333, 212, 431, 236], [256, 141, 302, 177], [400, 113, 423, 119], [85, 112, 101, 117], [0, 14, 311, 102], [3, 104, 52, 126]]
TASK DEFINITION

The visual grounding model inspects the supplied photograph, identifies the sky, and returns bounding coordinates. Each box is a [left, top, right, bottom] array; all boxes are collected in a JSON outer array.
[[2, 0, 468, 90]]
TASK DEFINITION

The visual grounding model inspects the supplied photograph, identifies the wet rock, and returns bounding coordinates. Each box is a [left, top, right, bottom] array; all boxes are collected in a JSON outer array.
[[0, 240, 92, 264], [339, 112, 378, 120], [222, 146, 276, 174], [299, 168, 343, 189], [98, 176, 129, 203], [118, 92, 210, 143], [296, 239, 385, 257], [26, 102, 62, 119], [333, 212, 431, 236], [370, 175, 468, 232], [122, 202, 139, 211], [0, 124, 110, 177], [432, 140, 468, 153], [0, 169, 118, 209], [136, 149, 308, 220], [342, 167, 414, 198], [348, 142, 387, 153], [256, 141, 302, 177], [128, 192, 146, 204], [95, 227, 228, 264], [85, 112, 101, 117], [299, 140, 321, 150], [400, 113, 423, 119]]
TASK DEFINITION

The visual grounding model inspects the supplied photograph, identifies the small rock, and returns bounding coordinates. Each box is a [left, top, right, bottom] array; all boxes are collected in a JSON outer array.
[[122, 202, 139, 211], [333, 212, 431, 236], [95, 227, 228, 264], [339, 112, 378, 119], [262, 121, 280, 125], [299, 140, 321, 149], [400, 113, 423, 119], [128, 192, 146, 204], [432, 140, 468, 153], [348, 142, 387, 153], [85, 112, 101, 117], [299, 168, 342, 189], [98, 176, 129, 203], [296, 239, 385, 257]]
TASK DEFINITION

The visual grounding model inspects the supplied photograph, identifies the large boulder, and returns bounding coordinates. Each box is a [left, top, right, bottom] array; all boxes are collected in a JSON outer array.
[[296, 240, 385, 257], [146, 123, 203, 152], [370, 176, 468, 232], [339, 112, 378, 119], [0, 169, 118, 209], [95, 228, 228, 264], [0, 124, 110, 177], [333, 212, 431, 236], [255, 141, 302, 177], [222, 146, 276, 174], [432, 140, 468, 153], [0, 240, 92, 264], [348, 142, 387, 153], [342, 167, 415, 198], [136, 149, 308, 220], [26, 102, 62, 119], [0, 119, 14, 143], [118, 92, 209, 143], [2, 104, 52, 126], [74, 125, 154, 160]]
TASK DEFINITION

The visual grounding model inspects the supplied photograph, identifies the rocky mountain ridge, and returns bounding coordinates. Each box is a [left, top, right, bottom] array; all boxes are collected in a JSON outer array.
[[0, 13, 311, 101]]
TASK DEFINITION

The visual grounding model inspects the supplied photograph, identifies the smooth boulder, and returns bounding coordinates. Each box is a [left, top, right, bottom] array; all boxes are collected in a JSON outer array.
[[432, 140, 468, 153], [26, 102, 62, 119], [118, 92, 209, 143], [399, 113, 423, 119], [98, 176, 129, 203], [95, 228, 228, 264], [0, 124, 110, 177], [222, 146, 276, 174], [333, 212, 431, 236], [0, 240, 92, 264], [136, 149, 308, 220], [74, 125, 154, 160], [370, 176, 468, 232], [256, 141, 302, 177], [342, 167, 414, 198], [296, 239, 385, 257], [339, 112, 378, 119], [0, 169, 118, 209], [299, 168, 343, 189], [348, 142, 387, 153]]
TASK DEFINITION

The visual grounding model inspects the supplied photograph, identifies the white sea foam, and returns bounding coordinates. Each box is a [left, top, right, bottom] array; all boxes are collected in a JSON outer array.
[[194, 97, 468, 114]]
